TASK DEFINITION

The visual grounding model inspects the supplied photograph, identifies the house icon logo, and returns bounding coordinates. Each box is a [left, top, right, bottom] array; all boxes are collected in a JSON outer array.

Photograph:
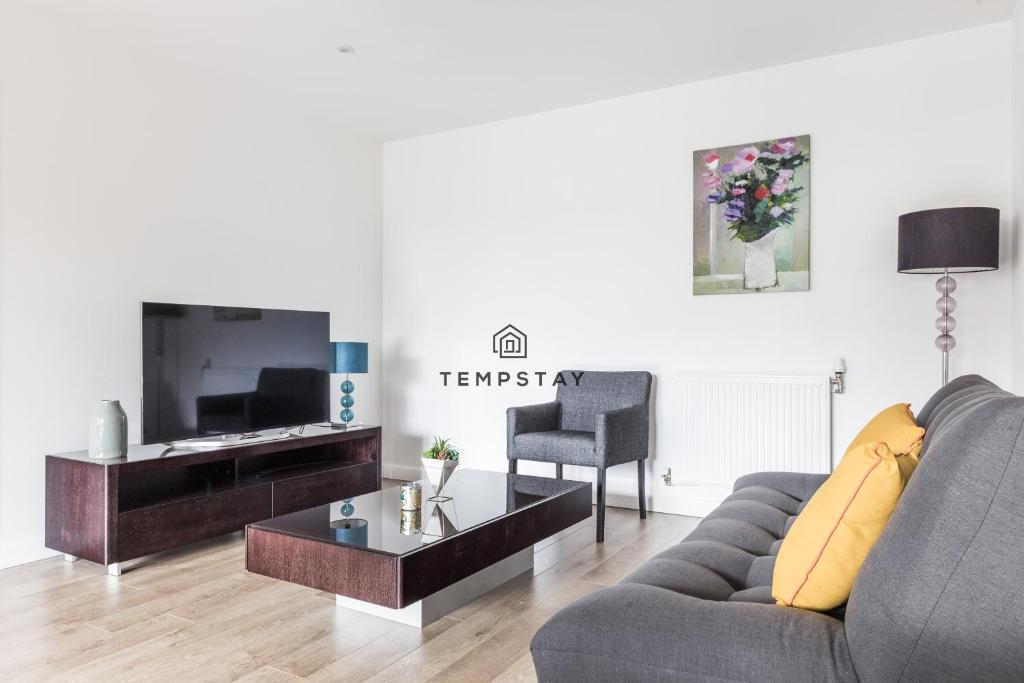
[[493, 324, 527, 359]]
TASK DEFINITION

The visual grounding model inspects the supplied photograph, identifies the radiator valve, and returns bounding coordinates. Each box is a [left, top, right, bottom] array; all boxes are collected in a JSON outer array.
[[831, 357, 846, 394]]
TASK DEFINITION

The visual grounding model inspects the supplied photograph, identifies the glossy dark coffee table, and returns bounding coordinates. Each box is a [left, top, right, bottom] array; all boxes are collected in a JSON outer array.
[[245, 469, 591, 627]]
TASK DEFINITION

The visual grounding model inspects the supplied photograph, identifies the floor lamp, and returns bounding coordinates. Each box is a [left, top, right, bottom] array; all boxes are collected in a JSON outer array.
[[898, 207, 999, 385]]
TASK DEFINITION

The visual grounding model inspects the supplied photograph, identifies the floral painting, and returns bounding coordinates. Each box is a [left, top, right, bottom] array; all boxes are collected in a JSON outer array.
[[693, 135, 810, 295]]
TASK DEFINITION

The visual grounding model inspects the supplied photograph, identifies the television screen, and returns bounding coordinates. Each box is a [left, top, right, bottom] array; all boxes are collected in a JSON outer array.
[[141, 303, 330, 444]]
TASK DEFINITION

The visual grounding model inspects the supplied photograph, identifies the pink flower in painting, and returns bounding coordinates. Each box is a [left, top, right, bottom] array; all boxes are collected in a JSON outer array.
[[771, 169, 794, 195], [731, 187, 746, 196], [704, 152, 720, 169], [770, 137, 800, 158], [701, 170, 720, 191], [730, 146, 760, 174]]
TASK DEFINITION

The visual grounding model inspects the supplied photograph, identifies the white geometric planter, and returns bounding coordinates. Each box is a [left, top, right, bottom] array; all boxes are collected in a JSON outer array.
[[421, 458, 459, 501]]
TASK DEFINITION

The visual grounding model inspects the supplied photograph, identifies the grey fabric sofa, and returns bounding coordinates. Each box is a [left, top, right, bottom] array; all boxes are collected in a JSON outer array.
[[507, 370, 652, 542], [531, 375, 1024, 682]]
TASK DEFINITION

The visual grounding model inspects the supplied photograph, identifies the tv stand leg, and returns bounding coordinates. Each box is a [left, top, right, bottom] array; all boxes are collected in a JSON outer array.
[[107, 562, 122, 577], [63, 554, 78, 563]]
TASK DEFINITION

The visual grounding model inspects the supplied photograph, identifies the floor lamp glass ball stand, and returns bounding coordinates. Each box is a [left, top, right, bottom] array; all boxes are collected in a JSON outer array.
[[329, 341, 368, 428], [897, 207, 999, 386]]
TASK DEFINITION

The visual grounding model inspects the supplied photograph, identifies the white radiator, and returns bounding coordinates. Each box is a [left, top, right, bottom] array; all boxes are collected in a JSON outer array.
[[658, 374, 832, 514]]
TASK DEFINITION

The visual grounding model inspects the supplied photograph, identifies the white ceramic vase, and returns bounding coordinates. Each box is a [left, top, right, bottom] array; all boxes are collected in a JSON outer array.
[[89, 400, 128, 459], [420, 457, 459, 500], [743, 230, 779, 290]]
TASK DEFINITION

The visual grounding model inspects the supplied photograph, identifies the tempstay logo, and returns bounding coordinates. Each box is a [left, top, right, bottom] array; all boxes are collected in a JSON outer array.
[[441, 370, 584, 387], [438, 324, 584, 388], [493, 324, 527, 359]]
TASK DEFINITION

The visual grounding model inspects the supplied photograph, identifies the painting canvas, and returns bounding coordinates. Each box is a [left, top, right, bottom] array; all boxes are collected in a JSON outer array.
[[693, 135, 810, 295]]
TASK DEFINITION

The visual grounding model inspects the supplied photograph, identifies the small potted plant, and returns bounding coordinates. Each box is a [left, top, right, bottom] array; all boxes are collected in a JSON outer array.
[[421, 436, 460, 501]]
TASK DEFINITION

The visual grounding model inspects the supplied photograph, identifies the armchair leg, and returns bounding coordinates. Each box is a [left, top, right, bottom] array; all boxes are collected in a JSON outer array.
[[596, 468, 606, 543], [637, 459, 647, 519], [555, 463, 563, 479], [509, 459, 518, 474]]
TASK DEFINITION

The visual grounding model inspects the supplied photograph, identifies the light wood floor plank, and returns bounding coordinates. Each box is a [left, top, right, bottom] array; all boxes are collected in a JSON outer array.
[[0, 506, 697, 682]]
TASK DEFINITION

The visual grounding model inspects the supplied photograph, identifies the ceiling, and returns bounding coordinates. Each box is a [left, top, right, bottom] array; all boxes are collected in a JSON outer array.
[[31, 0, 1016, 141]]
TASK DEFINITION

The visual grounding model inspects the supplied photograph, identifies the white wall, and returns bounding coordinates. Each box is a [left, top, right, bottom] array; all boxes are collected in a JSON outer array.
[[0, 3, 383, 568], [1013, 1, 1024, 391], [383, 25, 1013, 513]]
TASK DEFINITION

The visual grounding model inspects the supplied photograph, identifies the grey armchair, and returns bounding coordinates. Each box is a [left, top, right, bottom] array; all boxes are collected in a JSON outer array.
[[507, 370, 652, 542]]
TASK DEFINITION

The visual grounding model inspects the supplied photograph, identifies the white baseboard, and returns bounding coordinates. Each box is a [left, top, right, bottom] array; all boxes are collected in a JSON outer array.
[[382, 462, 420, 481], [0, 536, 59, 570], [649, 495, 720, 518], [604, 491, 713, 518]]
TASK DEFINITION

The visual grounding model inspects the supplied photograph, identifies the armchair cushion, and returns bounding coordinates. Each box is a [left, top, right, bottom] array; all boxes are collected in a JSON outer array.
[[531, 583, 857, 683], [510, 431, 597, 466]]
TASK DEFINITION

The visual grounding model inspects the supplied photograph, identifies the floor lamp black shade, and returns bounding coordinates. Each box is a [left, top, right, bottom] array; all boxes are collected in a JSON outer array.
[[897, 207, 999, 386], [897, 207, 999, 273]]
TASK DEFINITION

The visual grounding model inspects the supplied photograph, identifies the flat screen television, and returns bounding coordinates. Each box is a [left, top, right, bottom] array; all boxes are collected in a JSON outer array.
[[141, 302, 330, 444]]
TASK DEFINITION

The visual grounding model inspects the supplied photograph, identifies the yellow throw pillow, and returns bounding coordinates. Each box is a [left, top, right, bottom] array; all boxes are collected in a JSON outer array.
[[847, 403, 925, 458], [772, 440, 920, 611]]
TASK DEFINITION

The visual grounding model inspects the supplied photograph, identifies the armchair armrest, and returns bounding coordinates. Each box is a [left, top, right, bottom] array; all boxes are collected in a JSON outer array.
[[531, 583, 856, 682], [507, 401, 561, 437], [595, 404, 648, 466]]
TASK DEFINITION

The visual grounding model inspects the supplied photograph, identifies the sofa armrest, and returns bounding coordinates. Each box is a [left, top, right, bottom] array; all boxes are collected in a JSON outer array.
[[595, 404, 648, 466], [531, 583, 856, 683], [733, 471, 830, 502]]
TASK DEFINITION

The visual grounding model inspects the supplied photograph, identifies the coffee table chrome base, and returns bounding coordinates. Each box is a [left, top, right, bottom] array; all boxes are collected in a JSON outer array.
[[335, 545, 534, 628]]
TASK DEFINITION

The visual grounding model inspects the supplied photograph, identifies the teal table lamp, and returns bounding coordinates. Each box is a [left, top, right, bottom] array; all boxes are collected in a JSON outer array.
[[330, 342, 368, 426]]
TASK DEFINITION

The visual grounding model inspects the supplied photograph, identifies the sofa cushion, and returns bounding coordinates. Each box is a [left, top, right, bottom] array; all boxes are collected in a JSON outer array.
[[727, 485, 802, 515], [746, 555, 776, 587], [619, 472, 819, 606], [531, 584, 857, 682], [626, 540, 755, 589]]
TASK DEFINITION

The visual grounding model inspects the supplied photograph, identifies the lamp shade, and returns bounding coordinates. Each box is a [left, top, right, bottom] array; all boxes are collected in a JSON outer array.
[[330, 341, 368, 374], [897, 207, 999, 274]]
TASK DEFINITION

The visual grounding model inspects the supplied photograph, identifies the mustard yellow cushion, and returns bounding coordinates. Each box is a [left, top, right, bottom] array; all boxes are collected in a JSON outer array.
[[772, 441, 919, 610], [771, 404, 923, 611], [847, 403, 925, 458]]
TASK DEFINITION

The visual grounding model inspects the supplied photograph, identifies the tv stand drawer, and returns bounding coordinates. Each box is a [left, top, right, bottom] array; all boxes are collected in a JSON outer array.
[[271, 461, 379, 516], [117, 485, 273, 561]]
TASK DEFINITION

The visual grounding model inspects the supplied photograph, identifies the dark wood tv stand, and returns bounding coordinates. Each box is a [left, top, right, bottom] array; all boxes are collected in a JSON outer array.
[[45, 425, 381, 575]]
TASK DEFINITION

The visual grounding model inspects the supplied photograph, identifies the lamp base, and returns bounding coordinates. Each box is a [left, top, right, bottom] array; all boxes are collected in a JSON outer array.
[[329, 421, 364, 431], [934, 269, 957, 386]]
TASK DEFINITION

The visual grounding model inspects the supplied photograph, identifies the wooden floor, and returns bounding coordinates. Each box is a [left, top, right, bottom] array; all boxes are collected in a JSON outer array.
[[0, 483, 698, 683]]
